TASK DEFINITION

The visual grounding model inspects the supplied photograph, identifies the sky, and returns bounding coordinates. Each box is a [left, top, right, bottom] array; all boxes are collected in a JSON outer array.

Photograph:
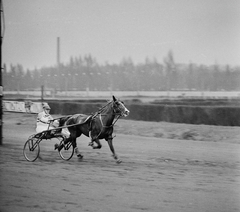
[[2, 0, 240, 70]]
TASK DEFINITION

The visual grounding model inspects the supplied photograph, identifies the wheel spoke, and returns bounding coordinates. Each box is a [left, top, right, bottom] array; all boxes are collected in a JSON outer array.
[[59, 141, 74, 161], [23, 138, 40, 162]]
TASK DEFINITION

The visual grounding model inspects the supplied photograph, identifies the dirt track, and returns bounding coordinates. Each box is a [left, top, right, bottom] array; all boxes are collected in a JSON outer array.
[[0, 112, 240, 212]]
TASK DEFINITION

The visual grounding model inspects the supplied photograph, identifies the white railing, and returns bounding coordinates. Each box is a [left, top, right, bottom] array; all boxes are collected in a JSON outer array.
[[4, 90, 240, 99], [3, 100, 43, 113]]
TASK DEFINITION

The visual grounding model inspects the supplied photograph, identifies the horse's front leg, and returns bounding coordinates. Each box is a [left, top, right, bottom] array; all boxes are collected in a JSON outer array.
[[106, 137, 122, 164], [90, 138, 102, 149], [88, 131, 102, 149]]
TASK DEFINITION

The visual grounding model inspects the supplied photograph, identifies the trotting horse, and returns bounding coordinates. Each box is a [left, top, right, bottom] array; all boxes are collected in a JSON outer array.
[[57, 96, 130, 163]]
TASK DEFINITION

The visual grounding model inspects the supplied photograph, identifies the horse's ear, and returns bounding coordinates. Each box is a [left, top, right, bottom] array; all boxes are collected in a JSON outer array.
[[112, 95, 117, 102]]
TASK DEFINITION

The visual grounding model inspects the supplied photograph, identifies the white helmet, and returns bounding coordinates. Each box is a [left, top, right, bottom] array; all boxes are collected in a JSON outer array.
[[42, 102, 51, 110]]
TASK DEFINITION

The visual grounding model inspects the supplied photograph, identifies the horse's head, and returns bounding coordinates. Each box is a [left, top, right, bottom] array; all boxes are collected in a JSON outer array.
[[112, 96, 130, 117]]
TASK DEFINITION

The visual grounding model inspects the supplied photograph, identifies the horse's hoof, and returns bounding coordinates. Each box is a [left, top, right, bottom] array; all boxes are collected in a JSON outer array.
[[116, 159, 122, 164], [54, 143, 59, 150], [77, 154, 83, 159]]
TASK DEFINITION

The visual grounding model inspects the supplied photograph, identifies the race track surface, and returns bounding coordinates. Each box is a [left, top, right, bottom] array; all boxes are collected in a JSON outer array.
[[0, 113, 240, 212]]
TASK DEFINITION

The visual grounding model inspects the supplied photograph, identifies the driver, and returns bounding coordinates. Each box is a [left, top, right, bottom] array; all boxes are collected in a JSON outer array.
[[36, 103, 57, 133]]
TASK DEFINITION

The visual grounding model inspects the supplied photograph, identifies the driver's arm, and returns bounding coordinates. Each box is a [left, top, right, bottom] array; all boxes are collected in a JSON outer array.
[[38, 113, 53, 124]]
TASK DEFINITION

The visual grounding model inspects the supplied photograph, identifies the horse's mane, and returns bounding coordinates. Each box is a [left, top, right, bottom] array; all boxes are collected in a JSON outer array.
[[97, 100, 114, 114]]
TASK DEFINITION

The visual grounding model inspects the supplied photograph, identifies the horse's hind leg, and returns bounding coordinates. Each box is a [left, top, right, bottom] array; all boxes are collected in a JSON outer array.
[[56, 135, 83, 159], [72, 138, 83, 159], [55, 136, 72, 151], [106, 138, 122, 164]]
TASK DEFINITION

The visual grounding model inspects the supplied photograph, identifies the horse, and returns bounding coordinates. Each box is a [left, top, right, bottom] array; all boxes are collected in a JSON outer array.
[[56, 96, 130, 163]]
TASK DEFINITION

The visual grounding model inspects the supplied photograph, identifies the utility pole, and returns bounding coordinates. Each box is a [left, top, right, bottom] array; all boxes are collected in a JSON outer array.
[[41, 85, 44, 103], [0, 0, 5, 145], [57, 37, 62, 94], [57, 37, 60, 67]]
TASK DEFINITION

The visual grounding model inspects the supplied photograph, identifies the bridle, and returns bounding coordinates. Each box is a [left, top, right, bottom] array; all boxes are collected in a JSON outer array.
[[93, 100, 127, 128]]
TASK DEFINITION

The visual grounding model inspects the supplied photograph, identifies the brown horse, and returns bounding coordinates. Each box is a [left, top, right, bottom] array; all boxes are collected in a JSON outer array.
[[57, 96, 130, 163]]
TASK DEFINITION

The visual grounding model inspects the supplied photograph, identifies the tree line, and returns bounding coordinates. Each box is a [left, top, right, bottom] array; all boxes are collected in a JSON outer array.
[[3, 51, 240, 92]]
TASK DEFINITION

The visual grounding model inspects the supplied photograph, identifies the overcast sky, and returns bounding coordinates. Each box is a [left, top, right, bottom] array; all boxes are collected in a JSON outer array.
[[2, 0, 240, 70]]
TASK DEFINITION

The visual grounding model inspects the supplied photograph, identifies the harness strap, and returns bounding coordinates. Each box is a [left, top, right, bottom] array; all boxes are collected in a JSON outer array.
[[90, 114, 121, 140]]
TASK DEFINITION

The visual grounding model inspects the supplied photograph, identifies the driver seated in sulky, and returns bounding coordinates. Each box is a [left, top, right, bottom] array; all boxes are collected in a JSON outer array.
[[36, 103, 58, 134], [36, 102, 70, 140]]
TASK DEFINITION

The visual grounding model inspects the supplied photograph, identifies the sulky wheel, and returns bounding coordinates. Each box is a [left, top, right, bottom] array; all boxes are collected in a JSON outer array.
[[58, 140, 74, 161], [23, 137, 40, 162]]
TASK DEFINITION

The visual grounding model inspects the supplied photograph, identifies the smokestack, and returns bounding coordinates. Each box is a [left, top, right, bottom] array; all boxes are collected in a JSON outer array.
[[57, 37, 60, 66]]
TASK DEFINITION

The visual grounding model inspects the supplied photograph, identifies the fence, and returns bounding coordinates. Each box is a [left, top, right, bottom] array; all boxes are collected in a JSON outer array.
[[3, 100, 43, 113], [3, 90, 240, 99]]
